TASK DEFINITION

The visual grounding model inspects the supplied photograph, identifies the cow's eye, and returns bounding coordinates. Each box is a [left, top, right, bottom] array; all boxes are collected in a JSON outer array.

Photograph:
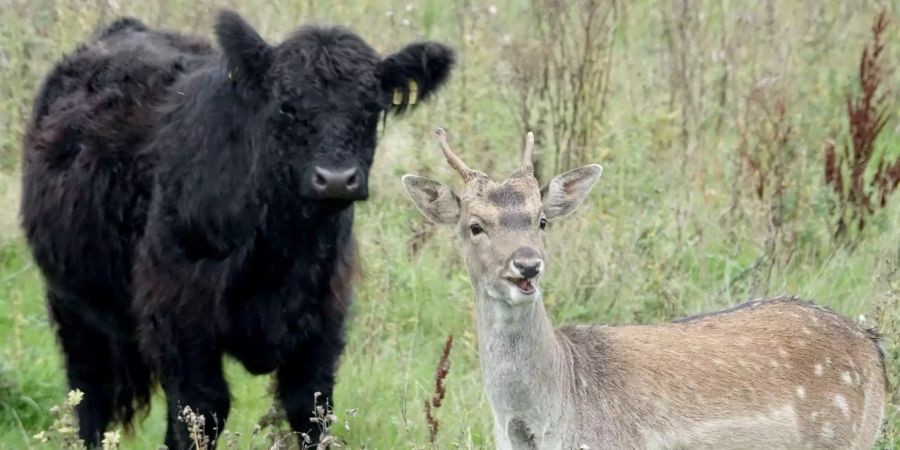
[[539, 218, 548, 230], [279, 103, 297, 118], [469, 223, 484, 237]]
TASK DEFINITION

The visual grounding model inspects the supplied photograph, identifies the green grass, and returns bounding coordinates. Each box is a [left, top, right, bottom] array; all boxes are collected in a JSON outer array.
[[1, 0, 899, 448]]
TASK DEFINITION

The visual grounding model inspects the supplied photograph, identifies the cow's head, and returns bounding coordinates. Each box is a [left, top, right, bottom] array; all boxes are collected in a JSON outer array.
[[215, 10, 454, 201]]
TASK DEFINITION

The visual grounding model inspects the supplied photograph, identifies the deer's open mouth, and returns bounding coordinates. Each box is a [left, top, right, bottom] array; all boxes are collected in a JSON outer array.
[[507, 277, 536, 295]]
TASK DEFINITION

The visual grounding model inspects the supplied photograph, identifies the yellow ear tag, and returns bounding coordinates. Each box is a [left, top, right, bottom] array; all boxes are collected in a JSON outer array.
[[407, 80, 418, 105], [391, 80, 419, 106]]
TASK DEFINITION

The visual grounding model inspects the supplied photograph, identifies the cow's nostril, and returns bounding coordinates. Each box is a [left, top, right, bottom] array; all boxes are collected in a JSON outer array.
[[309, 166, 366, 199], [313, 172, 328, 189]]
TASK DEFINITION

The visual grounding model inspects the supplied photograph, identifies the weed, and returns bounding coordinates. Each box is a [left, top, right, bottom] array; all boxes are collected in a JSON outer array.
[[733, 86, 800, 294], [503, 0, 618, 176], [177, 405, 217, 450], [824, 9, 898, 239], [32, 390, 86, 450], [300, 392, 345, 450], [424, 335, 453, 447]]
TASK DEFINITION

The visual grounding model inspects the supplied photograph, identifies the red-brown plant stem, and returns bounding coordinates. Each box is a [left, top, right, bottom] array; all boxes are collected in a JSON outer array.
[[824, 9, 897, 237], [425, 334, 453, 446]]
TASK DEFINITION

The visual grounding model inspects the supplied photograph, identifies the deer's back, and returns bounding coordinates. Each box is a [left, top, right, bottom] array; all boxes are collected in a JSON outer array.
[[560, 297, 886, 449]]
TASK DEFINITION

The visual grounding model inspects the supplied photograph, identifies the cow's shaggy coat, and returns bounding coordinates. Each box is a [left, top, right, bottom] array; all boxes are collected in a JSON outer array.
[[21, 11, 452, 448]]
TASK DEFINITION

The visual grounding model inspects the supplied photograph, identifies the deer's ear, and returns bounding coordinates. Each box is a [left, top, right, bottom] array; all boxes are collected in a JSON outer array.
[[541, 164, 602, 220], [401, 175, 460, 225]]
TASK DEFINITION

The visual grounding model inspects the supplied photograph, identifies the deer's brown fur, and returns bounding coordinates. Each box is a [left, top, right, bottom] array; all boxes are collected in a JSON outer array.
[[402, 130, 886, 449], [556, 296, 885, 449]]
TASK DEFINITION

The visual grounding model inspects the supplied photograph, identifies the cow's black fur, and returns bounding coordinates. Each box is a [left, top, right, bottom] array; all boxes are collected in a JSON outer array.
[[21, 11, 452, 449]]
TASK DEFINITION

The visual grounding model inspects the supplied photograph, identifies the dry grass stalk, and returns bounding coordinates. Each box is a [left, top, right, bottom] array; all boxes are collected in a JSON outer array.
[[178, 406, 213, 450], [731, 79, 799, 295], [424, 334, 453, 446], [872, 290, 899, 441], [32, 390, 87, 450], [302, 391, 352, 450], [407, 219, 435, 260], [503, 0, 618, 176]]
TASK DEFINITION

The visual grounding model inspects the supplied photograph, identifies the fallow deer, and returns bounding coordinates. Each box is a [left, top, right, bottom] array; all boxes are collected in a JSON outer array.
[[401, 129, 886, 450]]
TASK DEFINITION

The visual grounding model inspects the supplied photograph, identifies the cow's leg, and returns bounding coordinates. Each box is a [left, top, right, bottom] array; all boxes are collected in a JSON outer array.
[[156, 325, 230, 450], [47, 290, 116, 448], [276, 329, 346, 444]]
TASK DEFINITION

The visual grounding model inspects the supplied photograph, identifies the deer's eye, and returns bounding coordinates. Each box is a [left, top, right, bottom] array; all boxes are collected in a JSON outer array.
[[539, 218, 548, 230], [469, 223, 484, 236]]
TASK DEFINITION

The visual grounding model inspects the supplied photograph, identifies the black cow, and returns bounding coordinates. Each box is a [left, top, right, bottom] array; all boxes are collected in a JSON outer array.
[[21, 10, 452, 449]]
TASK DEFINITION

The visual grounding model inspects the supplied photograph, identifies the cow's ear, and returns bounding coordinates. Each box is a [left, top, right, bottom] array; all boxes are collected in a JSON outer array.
[[215, 10, 272, 88], [378, 42, 454, 114]]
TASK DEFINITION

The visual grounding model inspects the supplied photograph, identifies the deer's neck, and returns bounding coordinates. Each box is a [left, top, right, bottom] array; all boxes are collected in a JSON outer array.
[[473, 284, 569, 423]]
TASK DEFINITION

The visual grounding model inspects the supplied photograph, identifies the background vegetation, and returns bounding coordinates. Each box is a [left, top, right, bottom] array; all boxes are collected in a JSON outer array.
[[0, 0, 898, 448]]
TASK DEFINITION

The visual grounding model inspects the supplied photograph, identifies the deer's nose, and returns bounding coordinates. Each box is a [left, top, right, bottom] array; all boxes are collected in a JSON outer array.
[[509, 247, 543, 279]]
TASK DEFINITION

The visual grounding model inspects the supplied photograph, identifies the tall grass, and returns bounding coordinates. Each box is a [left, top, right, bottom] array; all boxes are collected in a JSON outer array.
[[0, 0, 898, 448]]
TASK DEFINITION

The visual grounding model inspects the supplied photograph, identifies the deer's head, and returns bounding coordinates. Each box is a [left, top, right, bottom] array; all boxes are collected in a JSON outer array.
[[402, 129, 602, 305]]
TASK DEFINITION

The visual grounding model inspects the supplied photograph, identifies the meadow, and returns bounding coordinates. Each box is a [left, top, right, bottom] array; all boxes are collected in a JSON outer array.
[[0, 0, 898, 448]]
